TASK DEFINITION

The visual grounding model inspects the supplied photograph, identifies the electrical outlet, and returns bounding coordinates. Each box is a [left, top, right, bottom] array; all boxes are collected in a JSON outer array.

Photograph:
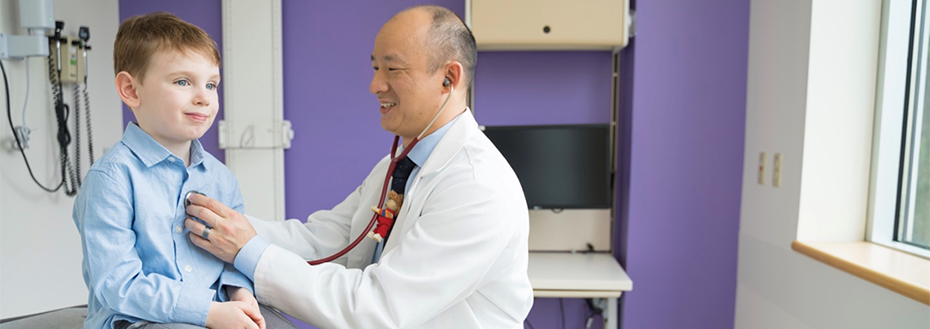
[[758, 152, 766, 185], [773, 153, 783, 187]]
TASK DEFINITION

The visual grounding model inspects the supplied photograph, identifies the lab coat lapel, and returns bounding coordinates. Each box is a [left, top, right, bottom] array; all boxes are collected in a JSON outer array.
[[382, 110, 478, 254]]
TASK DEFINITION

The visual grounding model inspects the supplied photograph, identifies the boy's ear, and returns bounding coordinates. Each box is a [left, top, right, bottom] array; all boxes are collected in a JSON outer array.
[[115, 71, 141, 109]]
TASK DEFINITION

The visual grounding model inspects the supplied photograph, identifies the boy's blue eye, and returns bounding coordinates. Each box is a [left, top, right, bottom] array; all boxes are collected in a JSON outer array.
[[206, 83, 216, 90], [176, 80, 189, 87]]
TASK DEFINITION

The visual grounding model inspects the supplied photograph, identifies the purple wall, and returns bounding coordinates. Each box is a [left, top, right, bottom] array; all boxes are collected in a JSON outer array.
[[119, 0, 749, 328], [280, 0, 465, 214], [119, 0, 225, 163], [618, 0, 748, 328], [473, 51, 612, 125]]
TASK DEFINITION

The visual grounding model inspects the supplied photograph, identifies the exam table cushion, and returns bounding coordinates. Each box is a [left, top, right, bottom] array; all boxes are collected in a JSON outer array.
[[0, 305, 87, 329]]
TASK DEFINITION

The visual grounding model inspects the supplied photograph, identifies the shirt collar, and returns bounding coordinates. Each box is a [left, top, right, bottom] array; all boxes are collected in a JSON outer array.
[[405, 112, 463, 168], [190, 138, 206, 167], [120, 122, 207, 169]]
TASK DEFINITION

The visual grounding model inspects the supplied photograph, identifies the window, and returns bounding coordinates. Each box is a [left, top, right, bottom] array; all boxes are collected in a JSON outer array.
[[870, 0, 930, 257]]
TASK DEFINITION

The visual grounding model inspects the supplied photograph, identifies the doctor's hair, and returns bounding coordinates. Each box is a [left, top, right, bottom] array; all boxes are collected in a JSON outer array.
[[409, 5, 477, 86], [113, 12, 221, 81]]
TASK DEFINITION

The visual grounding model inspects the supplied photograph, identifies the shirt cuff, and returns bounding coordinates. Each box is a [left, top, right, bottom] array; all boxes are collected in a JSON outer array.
[[234, 235, 271, 281], [218, 264, 254, 300], [173, 283, 215, 326]]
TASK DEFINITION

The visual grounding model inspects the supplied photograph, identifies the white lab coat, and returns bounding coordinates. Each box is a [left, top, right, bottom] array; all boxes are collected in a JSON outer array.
[[248, 110, 534, 329]]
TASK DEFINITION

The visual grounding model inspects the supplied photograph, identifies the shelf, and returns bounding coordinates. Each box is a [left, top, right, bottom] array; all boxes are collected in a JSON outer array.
[[528, 252, 632, 296]]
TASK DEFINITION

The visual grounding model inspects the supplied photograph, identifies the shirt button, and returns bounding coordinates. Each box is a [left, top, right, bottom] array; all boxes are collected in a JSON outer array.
[[168, 157, 176, 162], [185, 265, 192, 273], [175, 226, 183, 233]]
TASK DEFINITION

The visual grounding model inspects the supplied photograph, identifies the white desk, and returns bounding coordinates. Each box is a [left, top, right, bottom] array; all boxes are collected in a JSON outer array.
[[527, 252, 633, 329]]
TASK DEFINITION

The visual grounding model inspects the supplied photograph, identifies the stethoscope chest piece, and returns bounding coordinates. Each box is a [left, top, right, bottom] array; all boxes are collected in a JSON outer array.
[[184, 190, 205, 208]]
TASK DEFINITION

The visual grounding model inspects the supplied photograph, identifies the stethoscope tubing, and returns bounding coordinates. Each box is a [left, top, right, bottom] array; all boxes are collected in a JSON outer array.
[[306, 136, 419, 265], [306, 86, 452, 265]]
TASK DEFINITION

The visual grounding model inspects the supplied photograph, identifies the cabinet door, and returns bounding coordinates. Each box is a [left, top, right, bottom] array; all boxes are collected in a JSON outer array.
[[470, 0, 627, 50]]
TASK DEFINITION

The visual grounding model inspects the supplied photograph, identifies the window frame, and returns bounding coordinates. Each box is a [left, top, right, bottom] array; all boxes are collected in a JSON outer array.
[[868, 0, 930, 259]]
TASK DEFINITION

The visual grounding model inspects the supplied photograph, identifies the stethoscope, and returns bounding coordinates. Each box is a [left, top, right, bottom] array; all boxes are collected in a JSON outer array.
[[184, 190, 210, 229], [306, 84, 455, 265], [183, 85, 454, 264]]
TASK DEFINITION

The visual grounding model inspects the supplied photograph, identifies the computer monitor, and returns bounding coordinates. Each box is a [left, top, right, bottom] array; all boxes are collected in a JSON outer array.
[[482, 124, 612, 209]]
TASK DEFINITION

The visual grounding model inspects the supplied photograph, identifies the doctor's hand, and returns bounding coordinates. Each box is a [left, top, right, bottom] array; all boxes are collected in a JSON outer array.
[[184, 193, 257, 263]]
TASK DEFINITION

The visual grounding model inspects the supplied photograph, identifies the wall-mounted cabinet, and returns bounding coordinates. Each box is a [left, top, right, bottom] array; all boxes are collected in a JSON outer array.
[[466, 0, 630, 50], [465, 3, 634, 325], [465, 1, 630, 254]]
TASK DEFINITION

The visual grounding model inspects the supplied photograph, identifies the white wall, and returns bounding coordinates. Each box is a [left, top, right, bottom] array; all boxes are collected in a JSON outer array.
[[0, 0, 122, 317], [736, 0, 930, 328]]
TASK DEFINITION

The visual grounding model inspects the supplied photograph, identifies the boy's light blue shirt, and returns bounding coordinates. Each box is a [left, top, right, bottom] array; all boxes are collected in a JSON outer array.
[[234, 114, 462, 278], [73, 123, 252, 329]]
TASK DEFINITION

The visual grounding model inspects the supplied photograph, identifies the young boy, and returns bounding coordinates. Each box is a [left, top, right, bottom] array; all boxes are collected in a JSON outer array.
[[73, 12, 292, 329]]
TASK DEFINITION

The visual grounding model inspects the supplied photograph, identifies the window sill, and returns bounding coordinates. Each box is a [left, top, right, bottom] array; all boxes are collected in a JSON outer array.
[[791, 241, 930, 305]]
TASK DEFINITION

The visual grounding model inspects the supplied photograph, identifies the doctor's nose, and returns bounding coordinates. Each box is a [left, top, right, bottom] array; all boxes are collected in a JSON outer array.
[[370, 75, 389, 95]]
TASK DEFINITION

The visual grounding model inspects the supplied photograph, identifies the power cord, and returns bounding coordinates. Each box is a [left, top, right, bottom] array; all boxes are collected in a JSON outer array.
[[19, 56, 29, 127], [583, 243, 603, 329], [82, 81, 94, 164], [2, 59, 63, 192], [584, 298, 604, 329], [74, 37, 94, 179], [47, 40, 79, 196], [73, 73, 82, 185], [12, 57, 31, 151], [72, 71, 94, 185]]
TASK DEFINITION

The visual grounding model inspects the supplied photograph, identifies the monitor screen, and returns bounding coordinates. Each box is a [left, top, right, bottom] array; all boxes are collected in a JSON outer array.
[[482, 124, 612, 209]]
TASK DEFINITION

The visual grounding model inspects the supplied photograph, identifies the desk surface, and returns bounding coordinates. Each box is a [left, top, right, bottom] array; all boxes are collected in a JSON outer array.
[[528, 252, 633, 298]]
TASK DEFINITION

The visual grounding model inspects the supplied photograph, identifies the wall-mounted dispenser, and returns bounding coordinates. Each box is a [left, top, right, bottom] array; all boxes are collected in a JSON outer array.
[[0, 0, 55, 60]]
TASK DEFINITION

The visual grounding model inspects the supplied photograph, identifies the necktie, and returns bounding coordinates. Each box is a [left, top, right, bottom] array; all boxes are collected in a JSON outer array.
[[384, 156, 415, 243], [391, 156, 416, 194]]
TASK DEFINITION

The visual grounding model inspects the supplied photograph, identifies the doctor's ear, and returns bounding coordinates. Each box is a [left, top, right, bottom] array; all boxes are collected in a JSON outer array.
[[442, 62, 464, 91]]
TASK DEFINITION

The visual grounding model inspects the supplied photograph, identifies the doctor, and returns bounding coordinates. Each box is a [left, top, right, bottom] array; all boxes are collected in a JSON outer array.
[[184, 5, 534, 328]]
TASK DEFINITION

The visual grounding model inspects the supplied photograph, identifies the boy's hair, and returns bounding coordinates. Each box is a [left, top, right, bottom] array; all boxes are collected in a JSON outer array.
[[113, 12, 220, 81]]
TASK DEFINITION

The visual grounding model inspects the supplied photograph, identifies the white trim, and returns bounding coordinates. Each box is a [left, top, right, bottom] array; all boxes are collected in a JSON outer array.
[[903, 0, 928, 242], [869, 0, 911, 247], [464, 0, 471, 27], [869, 0, 930, 258], [795, 0, 880, 242], [221, 0, 286, 221]]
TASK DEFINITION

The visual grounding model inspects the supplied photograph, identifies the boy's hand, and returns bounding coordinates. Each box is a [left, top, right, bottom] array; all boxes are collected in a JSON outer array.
[[207, 301, 266, 329], [227, 287, 263, 327]]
